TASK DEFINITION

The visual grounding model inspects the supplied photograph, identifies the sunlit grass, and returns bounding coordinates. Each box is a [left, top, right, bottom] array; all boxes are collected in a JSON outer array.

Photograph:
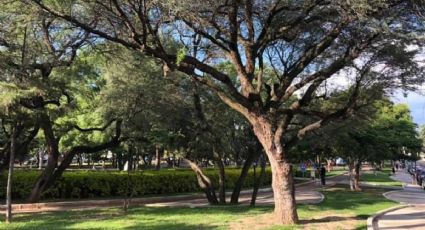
[[360, 169, 403, 187], [0, 186, 396, 230]]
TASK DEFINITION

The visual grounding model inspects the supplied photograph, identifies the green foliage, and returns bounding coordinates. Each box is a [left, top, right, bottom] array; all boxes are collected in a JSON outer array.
[[0, 168, 273, 200], [176, 47, 188, 66], [294, 97, 422, 163]]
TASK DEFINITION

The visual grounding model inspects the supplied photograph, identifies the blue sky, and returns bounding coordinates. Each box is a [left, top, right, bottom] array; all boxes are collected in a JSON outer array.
[[392, 90, 425, 126]]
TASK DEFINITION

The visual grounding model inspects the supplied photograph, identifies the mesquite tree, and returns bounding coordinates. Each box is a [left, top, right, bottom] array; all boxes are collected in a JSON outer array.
[[0, 3, 125, 202], [31, 0, 424, 224]]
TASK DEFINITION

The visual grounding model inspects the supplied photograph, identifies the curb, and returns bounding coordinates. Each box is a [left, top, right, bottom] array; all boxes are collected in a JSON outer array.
[[366, 204, 410, 230], [382, 190, 402, 202], [314, 191, 325, 204]]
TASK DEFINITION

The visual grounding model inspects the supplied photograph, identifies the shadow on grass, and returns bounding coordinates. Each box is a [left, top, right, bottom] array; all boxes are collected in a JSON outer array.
[[299, 216, 358, 224], [310, 186, 396, 214], [2, 220, 218, 230], [299, 214, 370, 225], [1, 205, 273, 230]]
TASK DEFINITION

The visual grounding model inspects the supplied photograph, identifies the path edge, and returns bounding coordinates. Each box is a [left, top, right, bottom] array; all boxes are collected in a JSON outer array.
[[366, 204, 410, 230]]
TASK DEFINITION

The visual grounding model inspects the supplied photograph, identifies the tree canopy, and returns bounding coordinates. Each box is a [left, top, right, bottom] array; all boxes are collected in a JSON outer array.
[[0, 0, 423, 225]]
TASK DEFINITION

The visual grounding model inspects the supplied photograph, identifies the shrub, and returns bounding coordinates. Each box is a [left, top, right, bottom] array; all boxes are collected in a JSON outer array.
[[0, 167, 275, 200], [0, 165, 314, 200]]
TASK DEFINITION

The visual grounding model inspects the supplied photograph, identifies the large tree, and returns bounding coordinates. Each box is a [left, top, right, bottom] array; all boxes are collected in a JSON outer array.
[[0, 3, 125, 202], [30, 0, 424, 224]]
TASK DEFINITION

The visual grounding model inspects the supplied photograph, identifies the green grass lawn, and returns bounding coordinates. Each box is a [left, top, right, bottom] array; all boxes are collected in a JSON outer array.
[[326, 169, 347, 177], [0, 186, 396, 230], [360, 169, 403, 187]]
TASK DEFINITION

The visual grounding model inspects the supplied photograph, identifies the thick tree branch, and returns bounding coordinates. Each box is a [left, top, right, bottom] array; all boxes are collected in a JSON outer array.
[[72, 119, 117, 132]]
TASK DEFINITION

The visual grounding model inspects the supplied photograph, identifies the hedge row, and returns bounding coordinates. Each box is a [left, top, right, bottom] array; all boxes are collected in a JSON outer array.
[[0, 166, 315, 200], [0, 168, 276, 200]]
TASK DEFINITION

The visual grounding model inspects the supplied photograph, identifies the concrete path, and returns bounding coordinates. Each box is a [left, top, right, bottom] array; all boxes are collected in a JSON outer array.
[[0, 174, 348, 214], [0, 189, 323, 213], [375, 170, 425, 230], [376, 206, 425, 230], [145, 190, 323, 208]]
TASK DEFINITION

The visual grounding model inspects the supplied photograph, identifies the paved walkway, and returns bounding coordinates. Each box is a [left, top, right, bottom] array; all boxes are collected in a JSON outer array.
[[0, 175, 348, 214], [375, 170, 425, 230], [376, 206, 425, 229]]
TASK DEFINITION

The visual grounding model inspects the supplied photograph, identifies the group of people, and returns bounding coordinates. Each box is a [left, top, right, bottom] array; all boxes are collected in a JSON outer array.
[[300, 162, 327, 186]]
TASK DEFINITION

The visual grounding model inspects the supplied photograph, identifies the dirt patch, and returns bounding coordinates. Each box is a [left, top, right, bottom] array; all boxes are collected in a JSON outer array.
[[229, 212, 362, 230]]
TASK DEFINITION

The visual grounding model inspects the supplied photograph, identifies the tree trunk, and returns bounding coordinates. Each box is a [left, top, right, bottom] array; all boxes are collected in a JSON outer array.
[[269, 159, 298, 224], [252, 118, 298, 224], [348, 160, 355, 191], [251, 153, 266, 206], [172, 154, 177, 168], [28, 155, 58, 202], [127, 146, 133, 171], [6, 126, 18, 223], [231, 151, 255, 204], [184, 159, 218, 204], [135, 148, 140, 170], [117, 152, 124, 170], [38, 148, 44, 170], [112, 152, 116, 168], [215, 157, 226, 204], [354, 162, 361, 191], [327, 159, 333, 172], [348, 159, 361, 191], [28, 115, 60, 202], [28, 119, 122, 202], [77, 152, 82, 167], [1, 149, 10, 174], [155, 146, 161, 170]]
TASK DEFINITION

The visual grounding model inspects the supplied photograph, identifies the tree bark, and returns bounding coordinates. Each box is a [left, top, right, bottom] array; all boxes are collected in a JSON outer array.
[[28, 114, 60, 202], [39, 148, 44, 170], [215, 156, 226, 204], [77, 152, 82, 167], [252, 117, 298, 224], [348, 160, 355, 191], [231, 151, 255, 204], [348, 159, 361, 191], [117, 151, 124, 170], [112, 152, 116, 168], [155, 146, 161, 170], [6, 125, 19, 223], [184, 158, 219, 204], [127, 145, 133, 171], [269, 159, 298, 224], [135, 148, 140, 170], [251, 153, 266, 206], [327, 159, 333, 172], [354, 162, 362, 191]]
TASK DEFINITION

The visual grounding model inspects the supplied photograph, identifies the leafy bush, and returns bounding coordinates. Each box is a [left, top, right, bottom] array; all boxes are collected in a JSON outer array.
[[0, 166, 314, 200], [0, 168, 276, 200]]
